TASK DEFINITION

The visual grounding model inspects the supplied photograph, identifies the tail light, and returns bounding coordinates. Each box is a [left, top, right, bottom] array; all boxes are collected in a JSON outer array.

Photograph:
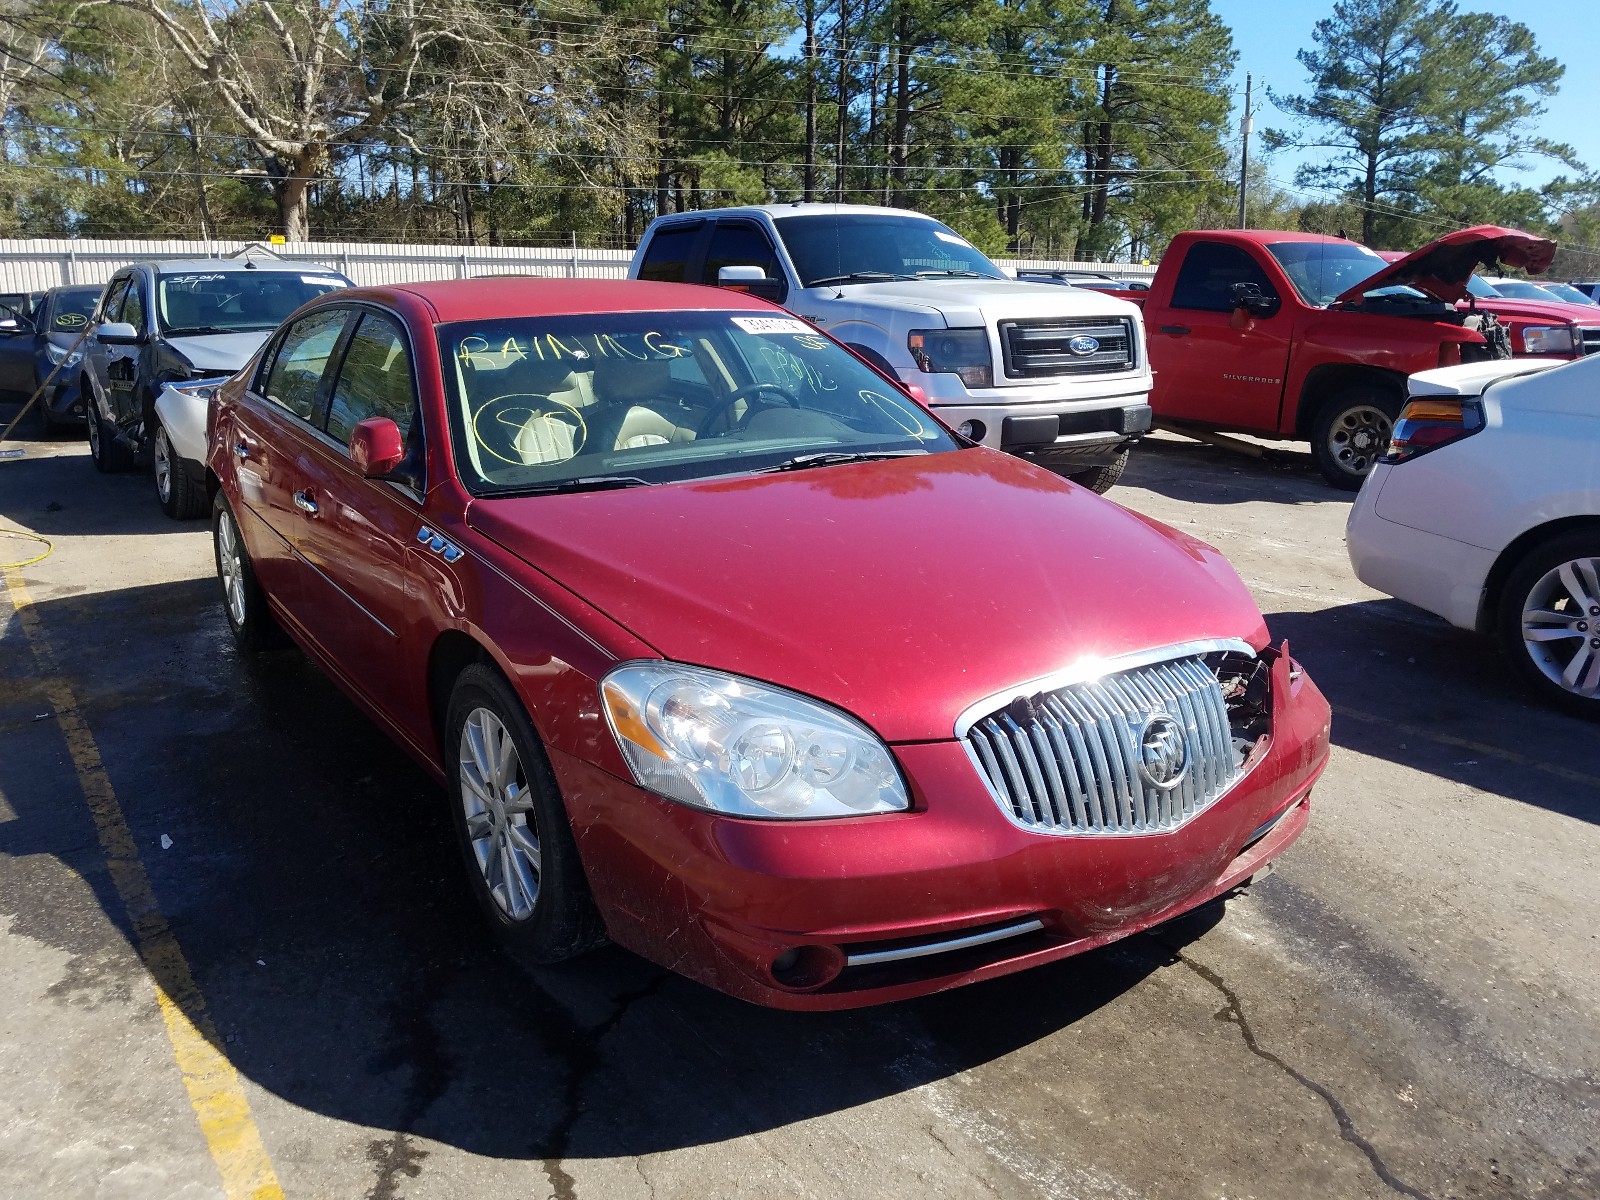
[[1382, 396, 1483, 464]]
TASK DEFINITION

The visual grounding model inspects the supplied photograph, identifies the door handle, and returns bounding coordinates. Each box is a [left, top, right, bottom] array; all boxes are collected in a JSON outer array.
[[293, 490, 320, 515], [1159, 325, 1191, 336], [233, 440, 250, 460]]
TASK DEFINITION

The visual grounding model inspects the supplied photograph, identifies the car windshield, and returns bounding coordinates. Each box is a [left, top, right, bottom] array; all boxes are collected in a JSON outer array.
[[48, 289, 100, 333], [1265, 241, 1388, 306], [1488, 279, 1565, 302], [773, 213, 1006, 287], [439, 311, 957, 495], [157, 271, 347, 335]]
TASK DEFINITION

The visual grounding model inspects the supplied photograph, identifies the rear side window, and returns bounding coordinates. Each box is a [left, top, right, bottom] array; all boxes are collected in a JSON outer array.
[[638, 224, 701, 282], [1170, 243, 1277, 313], [324, 313, 415, 445], [703, 223, 784, 295], [263, 309, 348, 420]]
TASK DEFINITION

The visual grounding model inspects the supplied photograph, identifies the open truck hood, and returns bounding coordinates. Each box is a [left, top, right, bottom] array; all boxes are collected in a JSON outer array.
[[1337, 225, 1556, 306]]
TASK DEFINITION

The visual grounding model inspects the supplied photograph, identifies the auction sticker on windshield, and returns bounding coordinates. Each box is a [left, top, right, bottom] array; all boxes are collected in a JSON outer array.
[[731, 317, 812, 335]]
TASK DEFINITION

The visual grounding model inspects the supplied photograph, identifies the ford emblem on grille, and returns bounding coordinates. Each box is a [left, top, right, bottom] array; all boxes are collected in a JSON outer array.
[[1136, 714, 1190, 790], [1067, 335, 1101, 356]]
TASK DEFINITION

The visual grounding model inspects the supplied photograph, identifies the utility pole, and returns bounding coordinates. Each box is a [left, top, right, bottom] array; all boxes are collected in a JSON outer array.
[[1238, 73, 1253, 229]]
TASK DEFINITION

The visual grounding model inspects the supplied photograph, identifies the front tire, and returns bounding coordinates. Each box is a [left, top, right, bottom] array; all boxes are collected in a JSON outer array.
[[154, 423, 207, 519], [87, 401, 134, 473], [444, 664, 606, 964], [1496, 531, 1600, 720], [1066, 447, 1129, 495], [1311, 386, 1400, 491], [213, 492, 275, 651]]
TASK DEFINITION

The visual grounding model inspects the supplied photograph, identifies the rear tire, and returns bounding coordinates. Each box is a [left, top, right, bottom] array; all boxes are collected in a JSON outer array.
[[1310, 385, 1400, 491], [155, 423, 207, 519], [444, 664, 607, 964], [1496, 530, 1600, 721]]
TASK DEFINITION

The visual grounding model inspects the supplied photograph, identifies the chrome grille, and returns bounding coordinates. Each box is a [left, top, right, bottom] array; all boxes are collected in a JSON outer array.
[[1000, 317, 1135, 378], [963, 654, 1244, 835]]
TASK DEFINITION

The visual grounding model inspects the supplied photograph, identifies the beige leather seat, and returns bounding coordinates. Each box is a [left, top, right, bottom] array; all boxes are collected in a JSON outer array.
[[590, 357, 696, 450]]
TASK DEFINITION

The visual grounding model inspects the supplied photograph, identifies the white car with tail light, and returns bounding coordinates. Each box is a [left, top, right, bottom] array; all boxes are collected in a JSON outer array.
[[1347, 355, 1600, 717], [152, 375, 229, 519]]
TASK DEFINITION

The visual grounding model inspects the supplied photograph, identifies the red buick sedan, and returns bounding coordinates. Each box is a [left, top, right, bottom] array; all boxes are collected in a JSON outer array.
[[206, 279, 1331, 1009]]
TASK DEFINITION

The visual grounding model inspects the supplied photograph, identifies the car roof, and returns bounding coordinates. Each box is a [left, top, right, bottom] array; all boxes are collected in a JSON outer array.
[[140, 258, 346, 277], [654, 202, 942, 223], [356, 278, 782, 324]]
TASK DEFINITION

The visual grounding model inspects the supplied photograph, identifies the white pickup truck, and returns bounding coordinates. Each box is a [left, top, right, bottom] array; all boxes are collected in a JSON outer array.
[[626, 203, 1154, 491]]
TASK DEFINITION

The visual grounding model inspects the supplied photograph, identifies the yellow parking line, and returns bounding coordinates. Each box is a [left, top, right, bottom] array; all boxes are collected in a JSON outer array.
[[3, 570, 285, 1200], [1338, 705, 1600, 791]]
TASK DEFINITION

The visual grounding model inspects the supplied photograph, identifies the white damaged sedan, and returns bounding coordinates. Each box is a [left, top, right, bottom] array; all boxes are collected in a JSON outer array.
[[1347, 355, 1600, 718], [153, 376, 229, 519]]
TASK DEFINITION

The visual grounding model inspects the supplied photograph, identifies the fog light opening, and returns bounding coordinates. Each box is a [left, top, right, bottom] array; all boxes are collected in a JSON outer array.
[[957, 418, 985, 442], [769, 944, 844, 990]]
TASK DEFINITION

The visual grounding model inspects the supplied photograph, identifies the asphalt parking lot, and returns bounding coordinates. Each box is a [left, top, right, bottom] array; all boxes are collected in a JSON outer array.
[[2, 405, 1597, 1200]]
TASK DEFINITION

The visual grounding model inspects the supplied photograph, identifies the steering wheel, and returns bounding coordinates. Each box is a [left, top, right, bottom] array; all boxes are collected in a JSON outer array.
[[471, 392, 586, 467], [696, 382, 802, 437]]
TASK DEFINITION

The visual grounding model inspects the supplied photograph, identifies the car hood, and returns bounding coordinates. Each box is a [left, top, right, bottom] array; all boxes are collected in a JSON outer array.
[[830, 277, 1143, 324], [1338, 225, 1557, 305], [162, 330, 273, 373], [466, 450, 1268, 742], [1466, 295, 1600, 324]]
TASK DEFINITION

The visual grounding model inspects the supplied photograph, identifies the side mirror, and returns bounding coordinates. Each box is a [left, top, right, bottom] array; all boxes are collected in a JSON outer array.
[[0, 317, 29, 336], [97, 321, 143, 345], [717, 264, 785, 303], [349, 416, 406, 478], [1229, 281, 1279, 318], [904, 383, 929, 406]]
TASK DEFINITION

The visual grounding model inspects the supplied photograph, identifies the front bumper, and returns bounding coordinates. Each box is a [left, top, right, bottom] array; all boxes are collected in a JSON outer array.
[[551, 647, 1331, 1009]]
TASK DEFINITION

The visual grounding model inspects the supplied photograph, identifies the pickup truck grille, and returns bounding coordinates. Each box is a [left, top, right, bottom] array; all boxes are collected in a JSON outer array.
[[1000, 317, 1135, 378], [963, 653, 1245, 836], [1577, 326, 1600, 356]]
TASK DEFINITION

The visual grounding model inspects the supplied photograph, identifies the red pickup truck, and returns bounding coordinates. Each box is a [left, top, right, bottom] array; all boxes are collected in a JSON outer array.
[[1120, 226, 1555, 488]]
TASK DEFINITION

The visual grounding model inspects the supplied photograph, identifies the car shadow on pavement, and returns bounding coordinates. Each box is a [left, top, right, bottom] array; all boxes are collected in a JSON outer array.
[[1270, 600, 1600, 825], [1121, 432, 1338, 508], [0, 419, 172, 540], [0, 576, 1225, 1175]]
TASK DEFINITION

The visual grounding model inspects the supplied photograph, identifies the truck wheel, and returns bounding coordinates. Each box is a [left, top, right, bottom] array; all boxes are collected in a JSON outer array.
[[1495, 530, 1600, 721], [1311, 386, 1400, 491], [1066, 448, 1129, 494]]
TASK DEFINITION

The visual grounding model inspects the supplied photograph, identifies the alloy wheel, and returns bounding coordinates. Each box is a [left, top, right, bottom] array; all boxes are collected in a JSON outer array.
[[154, 427, 172, 503], [459, 707, 542, 921], [1326, 405, 1393, 477], [1521, 557, 1600, 698], [216, 509, 248, 629]]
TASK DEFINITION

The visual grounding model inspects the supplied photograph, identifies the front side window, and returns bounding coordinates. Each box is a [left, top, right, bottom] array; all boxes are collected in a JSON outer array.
[[325, 313, 415, 445], [158, 271, 347, 336], [773, 213, 1004, 287], [703, 223, 784, 294], [262, 308, 348, 420], [1264, 241, 1385, 307], [440, 311, 956, 494], [637, 224, 702, 283], [118, 277, 147, 329], [1171, 243, 1279, 312]]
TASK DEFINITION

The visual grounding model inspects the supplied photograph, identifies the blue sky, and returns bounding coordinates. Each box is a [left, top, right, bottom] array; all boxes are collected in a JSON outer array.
[[1209, 1, 1599, 194]]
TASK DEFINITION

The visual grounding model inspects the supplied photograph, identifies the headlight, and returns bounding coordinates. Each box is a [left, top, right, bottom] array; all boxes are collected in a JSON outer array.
[[1520, 325, 1574, 353], [600, 662, 909, 819], [908, 328, 993, 388], [44, 343, 81, 367], [167, 377, 225, 402]]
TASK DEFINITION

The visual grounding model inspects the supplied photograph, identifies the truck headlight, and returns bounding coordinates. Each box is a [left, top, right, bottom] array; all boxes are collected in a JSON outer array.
[[1520, 325, 1573, 354], [908, 328, 993, 389], [601, 662, 909, 819]]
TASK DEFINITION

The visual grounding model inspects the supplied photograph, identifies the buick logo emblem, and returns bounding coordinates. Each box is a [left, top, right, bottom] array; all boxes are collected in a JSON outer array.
[[1067, 335, 1101, 356], [1136, 714, 1190, 790]]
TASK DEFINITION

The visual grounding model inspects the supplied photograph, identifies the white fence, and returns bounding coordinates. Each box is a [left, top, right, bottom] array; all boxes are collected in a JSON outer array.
[[0, 236, 1157, 293]]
